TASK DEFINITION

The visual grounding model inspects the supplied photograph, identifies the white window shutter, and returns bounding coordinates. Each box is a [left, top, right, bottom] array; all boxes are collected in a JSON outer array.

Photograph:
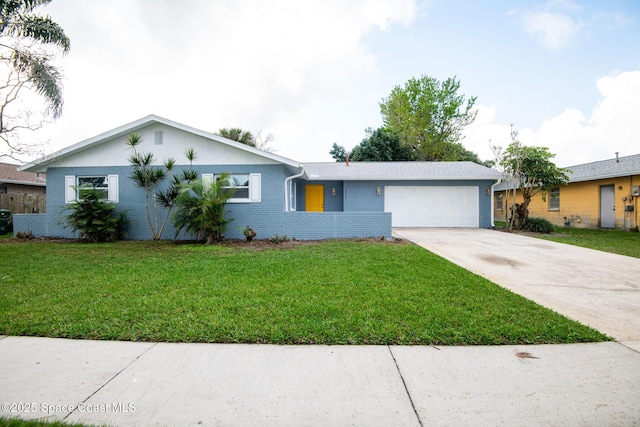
[[65, 175, 76, 203], [108, 174, 119, 202], [249, 173, 261, 202]]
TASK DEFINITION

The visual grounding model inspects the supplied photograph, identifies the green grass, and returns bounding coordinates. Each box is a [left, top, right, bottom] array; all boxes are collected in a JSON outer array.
[[0, 240, 609, 345], [535, 227, 640, 258]]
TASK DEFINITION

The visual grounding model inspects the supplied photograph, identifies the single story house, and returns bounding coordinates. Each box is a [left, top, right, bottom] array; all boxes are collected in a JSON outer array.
[[494, 153, 640, 230], [0, 162, 46, 195], [15, 115, 501, 240]]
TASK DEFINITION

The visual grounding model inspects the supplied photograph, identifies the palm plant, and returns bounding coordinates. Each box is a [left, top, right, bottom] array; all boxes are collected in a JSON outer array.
[[219, 128, 255, 147], [61, 189, 127, 243], [0, 0, 70, 119], [172, 174, 234, 244], [126, 132, 176, 240], [127, 134, 200, 240]]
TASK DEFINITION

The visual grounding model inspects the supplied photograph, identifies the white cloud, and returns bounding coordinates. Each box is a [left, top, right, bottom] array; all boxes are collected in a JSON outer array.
[[36, 0, 417, 162], [516, 0, 584, 52], [464, 71, 640, 167], [522, 11, 584, 51]]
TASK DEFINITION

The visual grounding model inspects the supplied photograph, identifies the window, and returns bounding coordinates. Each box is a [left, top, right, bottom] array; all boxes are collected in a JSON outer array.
[[549, 187, 560, 210], [78, 176, 108, 200], [65, 175, 119, 203], [496, 193, 503, 210], [154, 131, 163, 144], [0, 186, 6, 194], [225, 174, 250, 200], [202, 173, 261, 203]]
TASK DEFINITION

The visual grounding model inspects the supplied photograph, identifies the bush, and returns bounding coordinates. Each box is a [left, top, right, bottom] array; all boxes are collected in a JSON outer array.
[[61, 190, 128, 242], [520, 217, 554, 233], [171, 176, 234, 244], [244, 226, 257, 242]]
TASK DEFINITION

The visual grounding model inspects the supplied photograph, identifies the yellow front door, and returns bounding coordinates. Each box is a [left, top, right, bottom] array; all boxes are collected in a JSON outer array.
[[305, 184, 324, 212]]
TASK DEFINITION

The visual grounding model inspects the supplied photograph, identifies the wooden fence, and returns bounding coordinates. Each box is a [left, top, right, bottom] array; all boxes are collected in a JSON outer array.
[[0, 193, 46, 214]]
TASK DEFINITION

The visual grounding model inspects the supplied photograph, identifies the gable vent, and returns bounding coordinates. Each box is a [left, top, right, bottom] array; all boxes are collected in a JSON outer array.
[[154, 131, 163, 144]]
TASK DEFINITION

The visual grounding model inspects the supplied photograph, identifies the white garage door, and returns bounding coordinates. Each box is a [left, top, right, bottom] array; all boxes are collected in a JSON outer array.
[[384, 186, 479, 227]]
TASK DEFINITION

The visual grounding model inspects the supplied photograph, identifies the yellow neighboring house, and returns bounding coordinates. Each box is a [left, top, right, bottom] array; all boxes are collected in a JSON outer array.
[[494, 153, 640, 230]]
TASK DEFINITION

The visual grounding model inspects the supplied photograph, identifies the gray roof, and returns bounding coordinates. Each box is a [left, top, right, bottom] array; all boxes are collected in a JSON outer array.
[[301, 161, 502, 181], [494, 153, 640, 190], [565, 153, 640, 182]]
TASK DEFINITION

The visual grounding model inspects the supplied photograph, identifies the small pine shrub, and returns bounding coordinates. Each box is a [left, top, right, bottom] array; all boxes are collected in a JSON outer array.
[[61, 190, 128, 242], [520, 217, 554, 233]]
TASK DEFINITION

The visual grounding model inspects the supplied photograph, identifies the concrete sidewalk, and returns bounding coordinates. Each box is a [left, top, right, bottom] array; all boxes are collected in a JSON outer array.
[[1, 336, 639, 426]]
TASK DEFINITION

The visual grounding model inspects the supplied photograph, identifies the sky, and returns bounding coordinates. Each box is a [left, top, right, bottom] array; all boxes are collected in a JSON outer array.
[[15, 0, 640, 167]]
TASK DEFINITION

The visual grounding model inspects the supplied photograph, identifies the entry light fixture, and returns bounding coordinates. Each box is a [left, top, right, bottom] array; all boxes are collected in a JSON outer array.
[[376, 186, 381, 196]]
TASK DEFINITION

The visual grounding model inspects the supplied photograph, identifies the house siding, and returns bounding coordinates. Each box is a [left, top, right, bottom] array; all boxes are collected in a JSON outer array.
[[295, 179, 494, 228], [296, 181, 344, 212], [283, 212, 392, 240], [494, 174, 640, 229], [15, 164, 292, 240]]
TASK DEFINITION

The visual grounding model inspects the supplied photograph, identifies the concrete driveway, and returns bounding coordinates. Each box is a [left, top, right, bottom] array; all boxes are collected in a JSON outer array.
[[393, 228, 640, 348]]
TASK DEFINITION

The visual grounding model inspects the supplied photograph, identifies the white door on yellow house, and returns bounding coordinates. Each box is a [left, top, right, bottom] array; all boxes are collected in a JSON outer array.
[[305, 184, 324, 212]]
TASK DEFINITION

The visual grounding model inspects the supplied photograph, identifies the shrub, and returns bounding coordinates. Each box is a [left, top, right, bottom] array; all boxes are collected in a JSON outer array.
[[244, 226, 257, 242], [520, 217, 554, 233], [269, 234, 289, 244], [61, 190, 127, 242], [172, 175, 234, 244]]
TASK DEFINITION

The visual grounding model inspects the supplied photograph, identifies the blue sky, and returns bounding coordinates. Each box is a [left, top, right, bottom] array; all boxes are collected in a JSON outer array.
[[19, 0, 640, 167]]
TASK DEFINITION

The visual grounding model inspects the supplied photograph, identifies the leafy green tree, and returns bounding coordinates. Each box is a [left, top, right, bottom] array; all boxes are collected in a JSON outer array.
[[330, 127, 415, 162], [329, 142, 347, 162], [499, 128, 569, 228], [61, 189, 127, 242], [0, 0, 70, 160], [126, 133, 197, 240], [380, 75, 480, 162], [172, 174, 234, 244]]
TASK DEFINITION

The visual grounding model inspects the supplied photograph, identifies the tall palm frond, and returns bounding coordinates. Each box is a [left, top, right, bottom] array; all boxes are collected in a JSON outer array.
[[0, 0, 70, 118], [219, 128, 256, 147]]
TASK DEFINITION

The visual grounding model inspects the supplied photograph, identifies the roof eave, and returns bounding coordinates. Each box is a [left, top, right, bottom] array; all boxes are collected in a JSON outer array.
[[0, 179, 46, 186], [304, 175, 501, 181]]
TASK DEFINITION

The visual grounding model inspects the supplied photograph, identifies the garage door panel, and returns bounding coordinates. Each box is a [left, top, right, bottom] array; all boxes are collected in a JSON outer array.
[[384, 186, 479, 227]]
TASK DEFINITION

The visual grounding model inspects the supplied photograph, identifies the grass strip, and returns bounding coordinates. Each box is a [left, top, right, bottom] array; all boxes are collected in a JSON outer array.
[[535, 227, 640, 258], [0, 240, 609, 345]]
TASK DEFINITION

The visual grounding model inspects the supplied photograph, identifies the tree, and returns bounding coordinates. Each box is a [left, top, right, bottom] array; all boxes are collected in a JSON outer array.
[[126, 133, 197, 240], [172, 174, 234, 244], [498, 127, 569, 229], [330, 127, 415, 162], [0, 0, 70, 161], [219, 127, 274, 152], [379, 75, 480, 162], [329, 142, 347, 162], [219, 128, 255, 147]]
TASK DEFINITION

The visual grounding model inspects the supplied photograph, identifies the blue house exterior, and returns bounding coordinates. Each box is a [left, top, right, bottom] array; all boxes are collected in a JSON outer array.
[[15, 115, 501, 241]]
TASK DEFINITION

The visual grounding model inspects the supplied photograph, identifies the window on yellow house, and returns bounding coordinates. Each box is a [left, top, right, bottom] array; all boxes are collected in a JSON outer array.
[[549, 187, 560, 210], [496, 193, 503, 210]]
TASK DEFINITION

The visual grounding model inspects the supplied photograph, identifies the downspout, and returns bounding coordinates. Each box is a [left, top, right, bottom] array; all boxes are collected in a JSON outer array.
[[490, 179, 502, 227], [284, 167, 305, 212]]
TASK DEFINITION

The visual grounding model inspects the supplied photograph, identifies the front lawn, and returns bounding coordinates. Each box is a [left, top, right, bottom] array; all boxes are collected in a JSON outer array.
[[0, 239, 609, 345], [535, 227, 640, 258]]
